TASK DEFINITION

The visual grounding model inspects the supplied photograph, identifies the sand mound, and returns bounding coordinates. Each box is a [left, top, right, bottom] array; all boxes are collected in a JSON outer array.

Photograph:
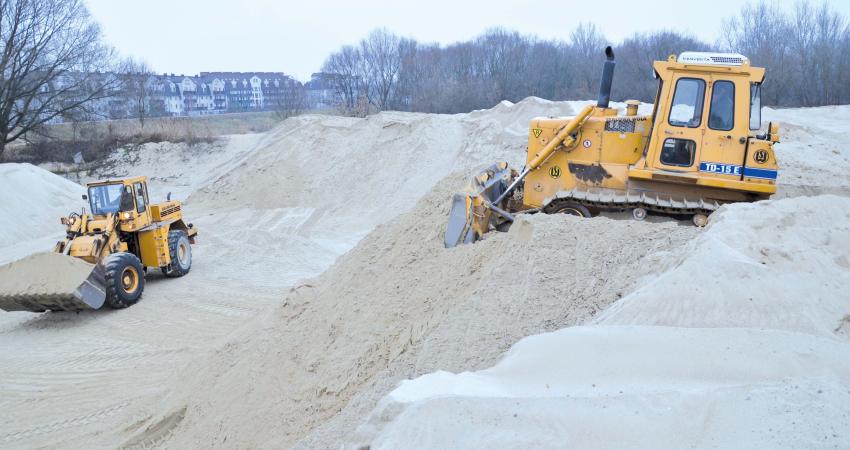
[[764, 105, 850, 196], [354, 195, 850, 449], [79, 134, 269, 202], [148, 171, 697, 449], [0, 164, 84, 264]]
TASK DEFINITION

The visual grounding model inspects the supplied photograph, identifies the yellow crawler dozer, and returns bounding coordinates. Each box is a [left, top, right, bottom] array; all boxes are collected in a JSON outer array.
[[0, 176, 198, 312], [445, 47, 780, 247]]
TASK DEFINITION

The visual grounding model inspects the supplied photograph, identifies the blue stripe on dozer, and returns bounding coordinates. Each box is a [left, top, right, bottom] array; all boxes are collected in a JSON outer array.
[[698, 162, 778, 180], [742, 167, 778, 180]]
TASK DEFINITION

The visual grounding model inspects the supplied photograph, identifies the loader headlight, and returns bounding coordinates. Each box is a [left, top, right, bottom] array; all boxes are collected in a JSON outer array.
[[123, 212, 132, 220]]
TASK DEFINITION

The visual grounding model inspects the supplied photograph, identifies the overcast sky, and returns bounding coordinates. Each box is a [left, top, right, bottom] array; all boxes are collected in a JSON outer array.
[[85, 0, 850, 81]]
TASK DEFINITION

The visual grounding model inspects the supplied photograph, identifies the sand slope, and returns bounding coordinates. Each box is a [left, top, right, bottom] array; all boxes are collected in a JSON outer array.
[[0, 164, 84, 265], [354, 195, 850, 449], [153, 177, 698, 449]]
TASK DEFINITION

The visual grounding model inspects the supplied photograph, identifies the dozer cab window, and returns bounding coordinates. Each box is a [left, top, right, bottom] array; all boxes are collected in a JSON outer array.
[[750, 83, 762, 130], [660, 138, 696, 167], [134, 182, 147, 213], [668, 78, 705, 128], [709, 80, 735, 131], [88, 183, 126, 215]]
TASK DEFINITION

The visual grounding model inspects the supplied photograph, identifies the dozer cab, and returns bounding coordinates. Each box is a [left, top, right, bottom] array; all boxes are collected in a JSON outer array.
[[0, 176, 198, 312], [445, 47, 780, 247]]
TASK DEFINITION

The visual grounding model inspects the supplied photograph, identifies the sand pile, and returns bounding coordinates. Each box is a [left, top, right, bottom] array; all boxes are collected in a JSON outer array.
[[142, 171, 697, 448], [174, 99, 576, 296], [0, 164, 84, 264], [353, 195, 850, 449], [764, 105, 850, 197], [80, 133, 269, 201]]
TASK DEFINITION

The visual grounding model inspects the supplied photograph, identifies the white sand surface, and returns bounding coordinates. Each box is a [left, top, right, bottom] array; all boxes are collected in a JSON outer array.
[[0, 164, 84, 265], [353, 195, 850, 449]]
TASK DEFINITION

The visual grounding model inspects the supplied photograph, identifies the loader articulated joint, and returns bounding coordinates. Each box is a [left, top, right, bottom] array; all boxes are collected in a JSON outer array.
[[597, 46, 616, 109]]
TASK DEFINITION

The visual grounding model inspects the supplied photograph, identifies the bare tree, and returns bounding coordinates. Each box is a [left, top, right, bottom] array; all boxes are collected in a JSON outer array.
[[360, 28, 404, 110], [570, 23, 609, 99], [615, 31, 709, 103], [321, 45, 365, 113], [0, 0, 118, 160], [274, 79, 306, 119], [790, 1, 848, 106], [722, 1, 792, 105], [120, 58, 154, 129], [320, 4, 849, 115]]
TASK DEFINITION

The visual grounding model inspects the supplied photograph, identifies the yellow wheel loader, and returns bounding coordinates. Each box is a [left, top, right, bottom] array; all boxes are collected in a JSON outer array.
[[445, 47, 781, 247], [0, 176, 198, 312]]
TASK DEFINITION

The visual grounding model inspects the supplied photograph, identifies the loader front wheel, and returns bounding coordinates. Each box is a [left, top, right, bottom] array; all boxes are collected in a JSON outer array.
[[162, 230, 192, 278], [104, 252, 145, 309]]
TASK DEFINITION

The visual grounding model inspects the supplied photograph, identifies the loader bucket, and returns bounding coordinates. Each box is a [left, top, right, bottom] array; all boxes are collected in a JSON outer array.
[[0, 252, 107, 312]]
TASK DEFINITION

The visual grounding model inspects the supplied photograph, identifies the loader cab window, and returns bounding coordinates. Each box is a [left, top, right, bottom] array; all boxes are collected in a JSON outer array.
[[750, 82, 762, 130], [668, 78, 705, 128], [88, 183, 127, 215], [709, 80, 735, 131], [134, 182, 147, 213]]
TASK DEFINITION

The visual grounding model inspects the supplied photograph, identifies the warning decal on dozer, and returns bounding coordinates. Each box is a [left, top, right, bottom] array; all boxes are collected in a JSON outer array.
[[532, 128, 543, 138], [549, 165, 561, 178]]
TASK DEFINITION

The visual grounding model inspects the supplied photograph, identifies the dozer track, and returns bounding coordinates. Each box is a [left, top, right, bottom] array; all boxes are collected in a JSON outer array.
[[542, 188, 723, 216]]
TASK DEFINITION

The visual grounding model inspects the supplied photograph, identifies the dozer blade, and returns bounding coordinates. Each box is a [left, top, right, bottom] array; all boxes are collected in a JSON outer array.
[[445, 194, 475, 248], [0, 252, 107, 312], [444, 162, 516, 248]]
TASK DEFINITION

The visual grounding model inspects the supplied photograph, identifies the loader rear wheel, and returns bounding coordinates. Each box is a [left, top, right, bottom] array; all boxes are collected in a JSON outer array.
[[551, 202, 591, 217], [104, 252, 145, 309], [162, 230, 192, 278]]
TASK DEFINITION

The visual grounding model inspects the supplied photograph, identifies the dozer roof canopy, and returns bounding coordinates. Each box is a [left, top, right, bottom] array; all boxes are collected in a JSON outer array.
[[655, 52, 765, 82]]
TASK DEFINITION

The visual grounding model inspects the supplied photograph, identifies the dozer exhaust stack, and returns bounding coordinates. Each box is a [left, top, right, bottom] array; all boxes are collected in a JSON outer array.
[[596, 46, 615, 108], [0, 253, 107, 312]]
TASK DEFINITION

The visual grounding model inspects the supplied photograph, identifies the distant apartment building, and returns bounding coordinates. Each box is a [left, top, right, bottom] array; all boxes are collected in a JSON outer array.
[[148, 72, 302, 117], [43, 71, 348, 123], [304, 73, 337, 110]]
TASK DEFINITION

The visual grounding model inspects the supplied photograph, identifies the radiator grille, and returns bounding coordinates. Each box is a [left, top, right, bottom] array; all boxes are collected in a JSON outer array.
[[605, 118, 637, 133], [160, 204, 181, 217]]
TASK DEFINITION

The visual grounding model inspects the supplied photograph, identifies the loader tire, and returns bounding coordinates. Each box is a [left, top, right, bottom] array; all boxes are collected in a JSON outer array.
[[551, 202, 591, 217], [104, 252, 145, 309], [162, 230, 192, 278]]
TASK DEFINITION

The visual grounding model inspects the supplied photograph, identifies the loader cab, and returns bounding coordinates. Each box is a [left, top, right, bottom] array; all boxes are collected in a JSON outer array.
[[632, 52, 777, 197], [86, 177, 153, 231]]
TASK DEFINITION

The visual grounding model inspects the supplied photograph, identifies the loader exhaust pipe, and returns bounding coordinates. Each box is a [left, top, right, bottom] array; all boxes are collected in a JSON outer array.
[[596, 46, 616, 108]]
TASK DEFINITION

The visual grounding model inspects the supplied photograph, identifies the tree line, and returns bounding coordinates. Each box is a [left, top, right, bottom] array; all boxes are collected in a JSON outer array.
[[321, 0, 850, 115]]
